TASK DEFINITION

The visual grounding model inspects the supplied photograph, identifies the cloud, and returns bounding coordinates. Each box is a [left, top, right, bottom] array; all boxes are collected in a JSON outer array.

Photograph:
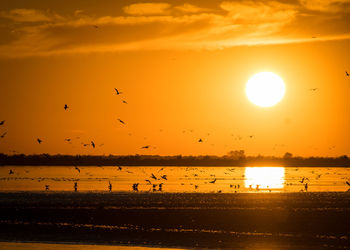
[[0, 1, 350, 58], [123, 3, 171, 15], [220, 1, 297, 23], [0, 8, 61, 22], [299, 0, 350, 13], [175, 3, 209, 13]]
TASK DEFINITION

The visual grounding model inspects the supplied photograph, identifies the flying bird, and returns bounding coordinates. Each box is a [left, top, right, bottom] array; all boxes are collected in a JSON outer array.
[[37, 138, 42, 144], [0, 132, 7, 138], [114, 88, 122, 95], [122, 100, 128, 104], [151, 173, 157, 180], [209, 178, 217, 184], [65, 138, 71, 142], [117, 119, 125, 125], [346, 181, 350, 186], [141, 145, 150, 149], [161, 175, 167, 180], [145, 179, 152, 185], [75, 166, 81, 173], [91, 141, 95, 148], [309, 88, 318, 91], [0, 120, 4, 126], [117, 166, 122, 171], [346, 71, 349, 77], [198, 138, 203, 142], [9, 169, 14, 175], [64, 104, 69, 110], [93, 25, 99, 29]]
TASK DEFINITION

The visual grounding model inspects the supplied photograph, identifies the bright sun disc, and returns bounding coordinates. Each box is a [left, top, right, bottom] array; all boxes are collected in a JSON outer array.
[[246, 72, 285, 107]]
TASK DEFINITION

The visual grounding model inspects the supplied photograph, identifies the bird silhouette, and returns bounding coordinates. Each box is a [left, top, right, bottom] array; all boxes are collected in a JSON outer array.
[[309, 88, 318, 91], [37, 138, 42, 144], [114, 88, 122, 95], [0, 132, 7, 138], [122, 100, 128, 104], [45, 185, 49, 191], [108, 182, 112, 192], [151, 173, 157, 180], [93, 25, 99, 29], [145, 179, 152, 185], [65, 138, 71, 142], [209, 178, 217, 184], [141, 145, 150, 149], [75, 166, 80, 173], [9, 169, 14, 175], [117, 166, 122, 171], [198, 138, 203, 142], [346, 71, 349, 77], [117, 119, 125, 125], [158, 168, 164, 172], [64, 104, 69, 110], [91, 141, 95, 148], [0, 120, 4, 126], [161, 175, 167, 180], [346, 181, 350, 186], [132, 183, 139, 191]]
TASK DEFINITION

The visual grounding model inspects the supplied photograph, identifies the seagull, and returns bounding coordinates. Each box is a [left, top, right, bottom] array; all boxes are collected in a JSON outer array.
[[346, 181, 350, 186], [9, 169, 14, 175], [122, 100, 128, 104], [346, 71, 349, 77], [117, 166, 122, 171], [0, 120, 4, 126], [114, 88, 122, 95], [91, 141, 95, 148], [75, 166, 81, 173], [161, 175, 167, 180], [151, 173, 157, 180], [64, 104, 69, 110], [194, 185, 198, 189], [117, 119, 125, 125], [309, 88, 318, 91], [145, 179, 152, 185], [209, 178, 217, 184], [158, 168, 164, 172], [141, 145, 150, 149], [93, 25, 99, 29], [198, 138, 203, 142], [0, 132, 7, 138], [45, 185, 50, 191], [65, 138, 71, 142], [37, 138, 42, 144]]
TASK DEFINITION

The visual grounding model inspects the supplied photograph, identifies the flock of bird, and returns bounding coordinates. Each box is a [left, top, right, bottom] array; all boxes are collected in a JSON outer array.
[[4, 165, 350, 193], [2, 69, 350, 151]]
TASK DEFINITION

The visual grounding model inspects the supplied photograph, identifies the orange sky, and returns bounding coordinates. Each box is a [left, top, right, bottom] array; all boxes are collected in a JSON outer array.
[[0, 0, 350, 157]]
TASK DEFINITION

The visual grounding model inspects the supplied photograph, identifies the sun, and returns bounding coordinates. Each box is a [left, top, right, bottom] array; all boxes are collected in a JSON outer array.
[[246, 72, 285, 107]]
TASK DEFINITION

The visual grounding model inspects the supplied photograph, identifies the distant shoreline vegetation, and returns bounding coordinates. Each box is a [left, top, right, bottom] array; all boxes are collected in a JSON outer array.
[[0, 151, 349, 167]]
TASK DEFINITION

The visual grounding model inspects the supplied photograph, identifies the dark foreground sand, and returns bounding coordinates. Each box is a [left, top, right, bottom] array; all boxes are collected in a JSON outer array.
[[0, 192, 349, 249]]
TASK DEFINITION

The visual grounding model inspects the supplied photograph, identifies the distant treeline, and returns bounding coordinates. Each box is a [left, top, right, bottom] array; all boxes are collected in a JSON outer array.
[[0, 151, 349, 167]]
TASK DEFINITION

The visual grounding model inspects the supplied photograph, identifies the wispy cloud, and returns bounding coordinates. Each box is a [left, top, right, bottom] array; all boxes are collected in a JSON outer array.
[[123, 3, 171, 15], [175, 3, 209, 13], [299, 0, 350, 13], [0, 8, 62, 22], [0, 1, 349, 58]]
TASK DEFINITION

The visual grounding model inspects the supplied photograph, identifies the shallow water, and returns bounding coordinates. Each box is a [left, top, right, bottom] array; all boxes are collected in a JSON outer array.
[[0, 166, 349, 192]]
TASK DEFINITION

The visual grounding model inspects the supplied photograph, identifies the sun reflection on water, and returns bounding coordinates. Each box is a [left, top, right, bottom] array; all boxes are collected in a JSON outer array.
[[245, 167, 285, 189]]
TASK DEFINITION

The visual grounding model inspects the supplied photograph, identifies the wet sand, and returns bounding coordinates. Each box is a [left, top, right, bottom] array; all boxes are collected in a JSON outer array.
[[0, 192, 349, 249]]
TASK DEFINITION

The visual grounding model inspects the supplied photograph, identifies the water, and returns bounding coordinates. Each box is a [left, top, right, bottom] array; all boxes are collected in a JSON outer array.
[[0, 166, 349, 192]]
